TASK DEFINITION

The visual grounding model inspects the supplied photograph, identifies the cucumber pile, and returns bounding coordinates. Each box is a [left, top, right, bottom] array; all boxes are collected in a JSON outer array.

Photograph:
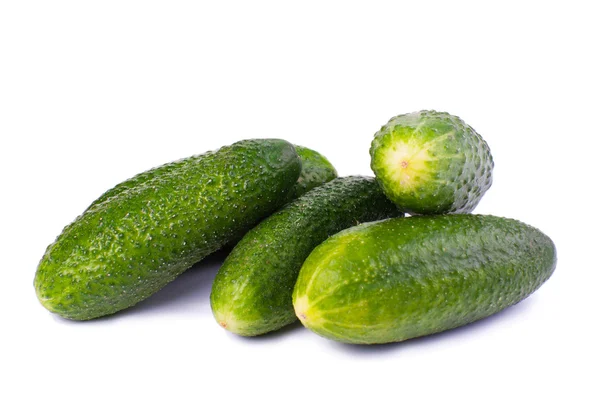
[[34, 110, 556, 346]]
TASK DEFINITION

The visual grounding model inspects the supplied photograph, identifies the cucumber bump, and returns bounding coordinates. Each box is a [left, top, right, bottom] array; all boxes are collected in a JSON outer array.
[[370, 110, 493, 214]]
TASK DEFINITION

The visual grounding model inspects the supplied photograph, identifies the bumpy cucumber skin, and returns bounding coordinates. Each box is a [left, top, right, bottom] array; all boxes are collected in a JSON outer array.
[[88, 145, 336, 211], [86, 158, 187, 211], [210, 176, 404, 336], [222, 145, 338, 249], [293, 215, 556, 344], [288, 145, 337, 199], [370, 110, 493, 215], [34, 139, 301, 320]]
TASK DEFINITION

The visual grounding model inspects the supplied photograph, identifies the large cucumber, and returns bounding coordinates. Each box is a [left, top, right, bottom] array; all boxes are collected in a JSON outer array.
[[34, 139, 301, 320], [293, 215, 556, 344], [370, 110, 493, 214], [210, 176, 404, 336]]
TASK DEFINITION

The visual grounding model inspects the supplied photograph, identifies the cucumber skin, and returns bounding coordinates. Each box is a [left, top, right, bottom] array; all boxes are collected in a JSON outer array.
[[370, 110, 493, 215], [293, 215, 556, 344], [88, 145, 336, 211], [34, 139, 301, 320], [221, 145, 338, 249], [289, 145, 337, 200], [210, 176, 404, 336]]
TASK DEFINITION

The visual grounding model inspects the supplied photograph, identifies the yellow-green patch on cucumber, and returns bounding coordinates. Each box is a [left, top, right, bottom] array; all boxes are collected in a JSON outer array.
[[293, 215, 556, 344]]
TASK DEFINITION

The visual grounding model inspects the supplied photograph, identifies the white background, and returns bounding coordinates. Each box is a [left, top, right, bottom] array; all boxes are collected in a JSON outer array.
[[1, 1, 598, 399]]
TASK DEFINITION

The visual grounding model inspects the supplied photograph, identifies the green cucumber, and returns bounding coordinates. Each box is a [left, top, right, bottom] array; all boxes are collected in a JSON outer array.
[[210, 176, 404, 336], [293, 215, 556, 344], [222, 145, 338, 250], [288, 145, 337, 199], [34, 139, 301, 320], [370, 110, 493, 214], [88, 144, 336, 211]]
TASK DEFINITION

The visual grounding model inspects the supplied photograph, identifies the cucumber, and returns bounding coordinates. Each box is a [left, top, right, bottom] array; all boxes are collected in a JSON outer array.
[[34, 139, 301, 320], [221, 145, 337, 250], [293, 215, 556, 344], [370, 110, 493, 214], [210, 176, 404, 336], [87, 144, 336, 211], [288, 145, 337, 199]]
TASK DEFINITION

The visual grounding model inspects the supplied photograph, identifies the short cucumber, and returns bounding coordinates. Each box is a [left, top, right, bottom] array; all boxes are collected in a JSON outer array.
[[293, 215, 556, 344], [210, 176, 404, 336], [34, 139, 301, 320], [370, 110, 493, 214]]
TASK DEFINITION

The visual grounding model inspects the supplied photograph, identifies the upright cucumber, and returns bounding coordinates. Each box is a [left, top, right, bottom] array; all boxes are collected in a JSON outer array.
[[210, 176, 404, 336], [370, 110, 493, 214], [293, 215, 556, 344], [34, 139, 301, 320]]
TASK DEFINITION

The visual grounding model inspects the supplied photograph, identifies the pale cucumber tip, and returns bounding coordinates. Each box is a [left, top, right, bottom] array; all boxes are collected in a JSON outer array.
[[377, 139, 437, 192], [213, 310, 254, 337], [37, 292, 56, 313], [294, 295, 324, 330], [294, 295, 309, 322], [34, 277, 57, 314]]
